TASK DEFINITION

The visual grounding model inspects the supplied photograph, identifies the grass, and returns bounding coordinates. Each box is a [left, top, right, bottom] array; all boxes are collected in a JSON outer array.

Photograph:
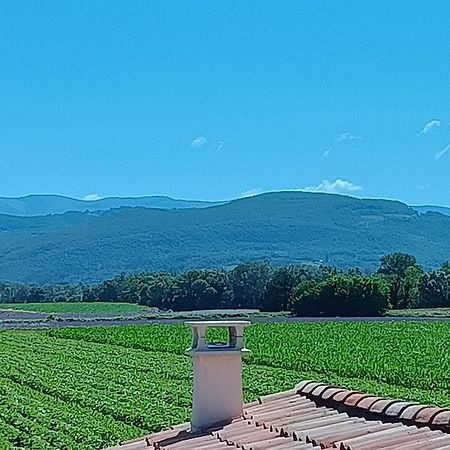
[[0, 305, 287, 325], [0, 302, 148, 315], [386, 307, 450, 318], [1, 322, 450, 449]]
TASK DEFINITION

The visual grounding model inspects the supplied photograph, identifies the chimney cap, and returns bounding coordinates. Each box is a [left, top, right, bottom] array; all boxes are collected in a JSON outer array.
[[185, 320, 251, 355]]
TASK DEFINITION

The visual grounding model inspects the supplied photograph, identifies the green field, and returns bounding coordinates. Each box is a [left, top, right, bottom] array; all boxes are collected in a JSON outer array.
[[1, 322, 450, 449], [0, 302, 147, 315]]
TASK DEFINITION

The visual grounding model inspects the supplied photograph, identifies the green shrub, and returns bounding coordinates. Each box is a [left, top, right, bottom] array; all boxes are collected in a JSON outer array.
[[291, 274, 391, 317]]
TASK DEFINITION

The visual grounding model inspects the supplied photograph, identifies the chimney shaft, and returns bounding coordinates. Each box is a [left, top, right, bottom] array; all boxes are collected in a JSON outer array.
[[185, 321, 251, 432]]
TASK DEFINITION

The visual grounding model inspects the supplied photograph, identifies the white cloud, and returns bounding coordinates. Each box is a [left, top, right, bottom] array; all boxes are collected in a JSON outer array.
[[418, 120, 441, 135], [214, 140, 225, 153], [322, 149, 331, 158], [337, 132, 363, 142], [416, 184, 430, 190], [435, 144, 450, 160], [240, 188, 263, 198], [83, 193, 102, 201], [302, 179, 362, 194], [190, 136, 207, 149]]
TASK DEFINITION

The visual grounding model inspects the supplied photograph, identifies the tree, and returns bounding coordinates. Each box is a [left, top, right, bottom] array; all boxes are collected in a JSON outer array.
[[119, 273, 160, 305], [96, 280, 119, 302], [0, 282, 29, 304], [172, 269, 233, 311], [379, 253, 418, 278], [230, 262, 272, 309], [418, 270, 450, 308], [440, 262, 450, 274], [378, 253, 421, 308], [290, 279, 322, 316], [25, 286, 46, 303], [349, 275, 391, 316], [144, 273, 177, 309], [402, 265, 423, 308], [291, 274, 391, 317], [262, 265, 322, 311]]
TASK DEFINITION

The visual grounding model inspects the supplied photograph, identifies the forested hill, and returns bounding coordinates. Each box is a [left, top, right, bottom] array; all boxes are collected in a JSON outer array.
[[0, 191, 450, 284], [0, 194, 222, 216]]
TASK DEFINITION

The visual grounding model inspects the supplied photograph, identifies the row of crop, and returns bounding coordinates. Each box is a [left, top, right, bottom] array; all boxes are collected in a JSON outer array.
[[44, 322, 450, 406], [0, 332, 192, 432], [0, 376, 141, 450], [47, 322, 450, 393], [246, 322, 450, 392], [46, 324, 190, 354], [0, 331, 192, 385], [0, 419, 21, 450], [23, 326, 300, 395]]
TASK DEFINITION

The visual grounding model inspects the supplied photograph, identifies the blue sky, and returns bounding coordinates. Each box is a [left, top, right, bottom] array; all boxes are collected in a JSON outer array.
[[0, 1, 449, 205]]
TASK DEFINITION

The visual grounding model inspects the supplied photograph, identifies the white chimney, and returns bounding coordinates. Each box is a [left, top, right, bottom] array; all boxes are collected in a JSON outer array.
[[185, 320, 251, 432]]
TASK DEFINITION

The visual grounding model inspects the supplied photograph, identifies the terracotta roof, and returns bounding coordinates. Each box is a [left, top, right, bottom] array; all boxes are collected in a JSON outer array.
[[106, 382, 450, 450]]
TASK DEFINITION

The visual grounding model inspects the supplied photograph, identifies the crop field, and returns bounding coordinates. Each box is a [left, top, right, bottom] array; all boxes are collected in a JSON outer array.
[[1, 322, 450, 449], [0, 302, 148, 315]]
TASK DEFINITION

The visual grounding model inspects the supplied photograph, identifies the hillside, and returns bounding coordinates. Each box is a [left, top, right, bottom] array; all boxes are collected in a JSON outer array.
[[0, 194, 223, 216], [0, 191, 450, 284]]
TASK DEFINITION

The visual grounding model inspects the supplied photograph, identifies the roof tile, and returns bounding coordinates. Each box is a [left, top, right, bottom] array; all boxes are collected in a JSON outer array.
[[331, 390, 354, 403], [400, 404, 430, 421], [384, 401, 413, 417], [320, 387, 345, 400], [108, 381, 450, 450], [343, 393, 373, 407], [432, 410, 450, 427], [415, 407, 446, 424], [354, 395, 382, 410], [295, 380, 315, 392], [309, 384, 329, 397], [368, 399, 400, 414], [299, 382, 327, 395]]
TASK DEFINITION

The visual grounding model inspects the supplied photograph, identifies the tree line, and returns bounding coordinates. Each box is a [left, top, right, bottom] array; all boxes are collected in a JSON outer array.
[[0, 253, 449, 317]]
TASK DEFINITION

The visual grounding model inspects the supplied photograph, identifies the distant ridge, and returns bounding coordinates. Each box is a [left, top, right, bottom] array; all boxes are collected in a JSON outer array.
[[0, 195, 224, 217], [0, 191, 450, 284], [2, 193, 449, 219], [411, 205, 450, 217]]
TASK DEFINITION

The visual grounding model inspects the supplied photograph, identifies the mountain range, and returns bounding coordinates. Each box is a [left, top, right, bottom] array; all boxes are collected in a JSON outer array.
[[0, 195, 223, 216], [0, 194, 449, 218], [0, 191, 449, 284]]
